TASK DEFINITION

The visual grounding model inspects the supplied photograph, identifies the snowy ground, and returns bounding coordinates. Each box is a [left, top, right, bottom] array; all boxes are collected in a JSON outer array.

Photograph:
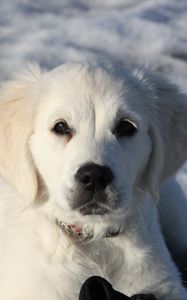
[[0, 0, 187, 188], [1, 0, 187, 91]]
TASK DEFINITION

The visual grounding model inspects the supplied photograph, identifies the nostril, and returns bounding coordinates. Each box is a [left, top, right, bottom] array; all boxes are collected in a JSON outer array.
[[75, 169, 95, 191], [81, 174, 94, 188], [97, 177, 108, 190], [103, 169, 113, 185], [82, 175, 91, 185]]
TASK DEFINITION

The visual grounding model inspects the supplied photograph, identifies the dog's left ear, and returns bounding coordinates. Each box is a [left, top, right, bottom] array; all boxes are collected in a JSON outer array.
[[0, 67, 41, 204], [144, 74, 187, 200]]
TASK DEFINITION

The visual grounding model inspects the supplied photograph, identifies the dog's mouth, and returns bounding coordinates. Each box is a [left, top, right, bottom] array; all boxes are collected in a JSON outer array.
[[78, 201, 112, 216], [71, 186, 119, 216]]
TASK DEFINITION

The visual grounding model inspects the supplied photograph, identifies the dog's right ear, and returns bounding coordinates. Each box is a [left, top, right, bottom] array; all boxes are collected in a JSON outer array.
[[0, 66, 41, 204]]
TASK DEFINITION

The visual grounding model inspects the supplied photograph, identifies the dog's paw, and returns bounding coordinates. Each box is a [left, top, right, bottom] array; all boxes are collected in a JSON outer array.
[[130, 294, 157, 300]]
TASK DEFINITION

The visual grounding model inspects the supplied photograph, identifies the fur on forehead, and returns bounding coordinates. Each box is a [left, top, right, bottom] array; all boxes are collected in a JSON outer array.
[[41, 62, 128, 104], [41, 61, 149, 101]]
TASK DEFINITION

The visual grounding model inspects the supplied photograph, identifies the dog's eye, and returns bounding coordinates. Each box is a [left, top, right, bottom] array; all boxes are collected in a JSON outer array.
[[114, 119, 137, 138], [53, 121, 70, 135]]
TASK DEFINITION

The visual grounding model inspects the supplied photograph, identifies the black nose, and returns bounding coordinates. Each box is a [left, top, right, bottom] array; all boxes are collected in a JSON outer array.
[[75, 163, 113, 192]]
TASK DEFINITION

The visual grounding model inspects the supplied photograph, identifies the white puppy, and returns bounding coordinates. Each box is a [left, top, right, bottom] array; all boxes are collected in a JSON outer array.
[[0, 61, 187, 300]]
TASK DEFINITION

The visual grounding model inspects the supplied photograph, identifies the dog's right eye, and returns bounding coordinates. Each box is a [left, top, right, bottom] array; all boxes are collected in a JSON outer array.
[[52, 121, 70, 135], [114, 119, 138, 138]]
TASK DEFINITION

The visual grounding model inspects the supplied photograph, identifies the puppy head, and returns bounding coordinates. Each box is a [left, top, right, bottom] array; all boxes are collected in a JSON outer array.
[[0, 62, 187, 239]]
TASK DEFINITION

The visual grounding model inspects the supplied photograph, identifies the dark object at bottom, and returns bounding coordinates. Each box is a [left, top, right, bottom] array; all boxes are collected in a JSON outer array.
[[79, 276, 157, 300], [131, 295, 157, 300]]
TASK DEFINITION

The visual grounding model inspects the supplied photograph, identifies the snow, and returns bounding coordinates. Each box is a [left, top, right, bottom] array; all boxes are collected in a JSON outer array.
[[0, 0, 187, 192]]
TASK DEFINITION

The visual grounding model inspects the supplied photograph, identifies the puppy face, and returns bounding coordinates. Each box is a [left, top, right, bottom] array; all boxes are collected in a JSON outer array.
[[29, 63, 152, 235], [1, 62, 187, 238]]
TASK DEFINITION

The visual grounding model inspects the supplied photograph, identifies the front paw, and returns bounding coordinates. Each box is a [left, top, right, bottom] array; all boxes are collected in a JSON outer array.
[[131, 294, 157, 300]]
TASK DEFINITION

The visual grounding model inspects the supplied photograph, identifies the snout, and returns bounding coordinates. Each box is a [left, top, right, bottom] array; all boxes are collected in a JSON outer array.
[[72, 163, 115, 215]]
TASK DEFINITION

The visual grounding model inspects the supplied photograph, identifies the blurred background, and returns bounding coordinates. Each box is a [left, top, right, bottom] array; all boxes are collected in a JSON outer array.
[[1, 0, 187, 92]]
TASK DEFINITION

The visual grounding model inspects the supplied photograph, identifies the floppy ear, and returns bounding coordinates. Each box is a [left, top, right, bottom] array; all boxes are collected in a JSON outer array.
[[144, 74, 187, 200], [0, 66, 41, 204]]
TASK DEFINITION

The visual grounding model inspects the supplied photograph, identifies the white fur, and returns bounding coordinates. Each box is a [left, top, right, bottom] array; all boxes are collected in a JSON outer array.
[[0, 61, 187, 300]]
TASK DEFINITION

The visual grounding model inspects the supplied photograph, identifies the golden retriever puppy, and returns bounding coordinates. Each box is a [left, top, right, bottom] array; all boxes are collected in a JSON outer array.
[[0, 61, 187, 300]]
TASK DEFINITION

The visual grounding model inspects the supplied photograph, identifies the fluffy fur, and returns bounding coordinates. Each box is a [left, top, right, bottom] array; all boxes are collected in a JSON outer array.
[[0, 61, 187, 300]]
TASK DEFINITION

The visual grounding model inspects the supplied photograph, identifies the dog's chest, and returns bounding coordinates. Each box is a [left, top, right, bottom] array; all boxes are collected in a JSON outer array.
[[79, 239, 124, 278]]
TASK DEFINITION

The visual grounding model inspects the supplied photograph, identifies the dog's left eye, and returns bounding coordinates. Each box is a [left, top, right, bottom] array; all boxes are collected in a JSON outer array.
[[114, 119, 137, 138], [52, 121, 71, 135]]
